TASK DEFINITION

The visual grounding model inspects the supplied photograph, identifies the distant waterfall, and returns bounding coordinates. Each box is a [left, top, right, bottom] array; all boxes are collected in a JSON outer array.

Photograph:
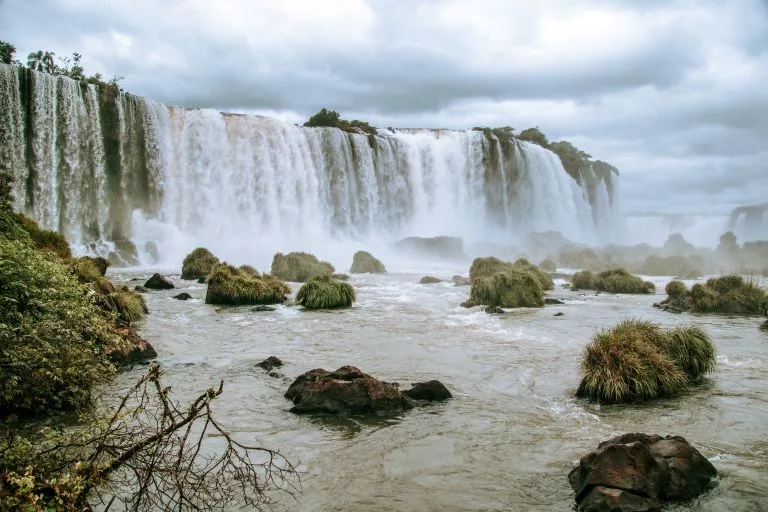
[[0, 63, 620, 265]]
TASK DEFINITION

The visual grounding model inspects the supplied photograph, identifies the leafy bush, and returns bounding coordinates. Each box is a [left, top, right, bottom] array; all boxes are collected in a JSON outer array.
[[181, 247, 220, 280], [665, 280, 688, 298], [571, 268, 654, 294], [205, 264, 289, 306], [295, 275, 355, 309], [350, 250, 386, 274], [270, 252, 334, 282], [303, 108, 377, 135], [71, 256, 108, 283], [10, 212, 71, 259], [576, 319, 715, 403]]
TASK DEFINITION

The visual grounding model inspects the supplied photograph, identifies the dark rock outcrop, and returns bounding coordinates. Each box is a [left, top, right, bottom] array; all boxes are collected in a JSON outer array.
[[106, 329, 158, 366], [285, 366, 413, 415], [569, 434, 717, 512], [402, 380, 452, 401], [350, 250, 387, 274], [173, 292, 192, 300], [134, 285, 148, 293], [544, 298, 564, 305], [420, 276, 442, 284], [257, 356, 283, 372], [251, 305, 276, 312], [144, 273, 174, 290]]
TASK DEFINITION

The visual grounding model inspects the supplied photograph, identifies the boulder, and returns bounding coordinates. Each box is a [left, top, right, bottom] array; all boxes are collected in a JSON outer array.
[[350, 250, 387, 274], [173, 292, 192, 300], [544, 298, 564, 305], [284, 366, 413, 415], [106, 329, 158, 366], [181, 247, 219, 280], [251, 305, 276, 312], [144, 273, 174, 290], [452, 275, 471, 286], [271, 251, 334, 282], [332, 273, 350, 281], [402, 380, 452, 401], [554, 312, 565, 317], [761, 320, 768, 332], [134, 285, 148, 293], [257, 356, 283, 372], [569, 434, 717, 511], [420, 276, 442, 284]]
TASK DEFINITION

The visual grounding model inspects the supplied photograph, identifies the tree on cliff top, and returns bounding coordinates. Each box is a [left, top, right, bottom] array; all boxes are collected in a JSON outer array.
[[304, 108, 341, 128], [517, 127, 550, 148], [0, 40, 15, 64]]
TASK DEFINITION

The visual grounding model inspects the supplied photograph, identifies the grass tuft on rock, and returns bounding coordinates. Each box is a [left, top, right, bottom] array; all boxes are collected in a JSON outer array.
[[571, 268, 654, 294], [470, 256, 553, 291], [271, 252, 334, 282], [665, 280, 688, 299], [350, 250, 387, 274], [10, 211, 72, 259], [576, 319, 716, 403], [660, 274, 768, 315], [296, 274, 356, 309], [469, 267, 545, 308], [181, 247, 220, 280], [109, 286, 148, 324], [205, 264, 290, 306]]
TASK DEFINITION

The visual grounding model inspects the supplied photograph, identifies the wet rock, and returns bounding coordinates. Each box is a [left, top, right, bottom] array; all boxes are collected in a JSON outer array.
[[484, 305, 504, 314], [251, 305, 276, 312], [554, 312, 564, 317], [284, 366, 413, 415], [257, 356, 283, 372], [197, 276, 207, 284], [332, 273, 350, 281], [460, 299, 477, 308], [562, 283, 572, 289], [173, 292, 193, 300], [569, 433, 717, 512], [420, 275, 442, 284], [144, 273, 174, 290], [106, 329, 158, 367], [134, 285, 148, 293], [402, 380, 452, 401], [544, 298, 564, 305], [452, 275, 471, 286], [761, 320, 768, 332], [268, 371, 282, 378]]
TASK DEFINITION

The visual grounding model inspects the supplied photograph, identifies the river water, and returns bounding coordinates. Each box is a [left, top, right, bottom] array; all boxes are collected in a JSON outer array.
[[110, 265, 768, 512]]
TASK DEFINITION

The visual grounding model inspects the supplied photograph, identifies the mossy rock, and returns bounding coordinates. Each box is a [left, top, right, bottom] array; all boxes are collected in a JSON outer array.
[[270, 252, 334, 282], [665, 280, 688, 299], [469, 267, 544, 308], [109, 286, 149, 325], [661, 275, 767, 315], [71, 256, 108, 283], [576, 319, 715, 403], [205, 264, 290, 306], [420, 276, 442, 284], [572, 268, 654, 294], [350, 250, 386, 274], [296, 275, 355, 309], [469, 256, 553, 291], [181, 247, 220, 280], [539, 259, 557, 272]]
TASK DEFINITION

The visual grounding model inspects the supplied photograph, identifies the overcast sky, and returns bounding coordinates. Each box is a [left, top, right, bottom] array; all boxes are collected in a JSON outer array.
[[1, 0, 766, 216]]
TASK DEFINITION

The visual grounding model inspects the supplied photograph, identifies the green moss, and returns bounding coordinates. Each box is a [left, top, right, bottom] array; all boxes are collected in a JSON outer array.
[[71, 256, 106, 283], [572, 268, 654, 294], [10, 212, 71, 259], [205, 264, 290, 306], [469, 268, 544, 308], [539, 259, 557, 272], [350, 250, 387, 274], [576, 319, 709, 403], [270, 252, 334, 282], [181, 247, 220, 280], [665, 280, 688, 299], [295, 274, 355, 309]]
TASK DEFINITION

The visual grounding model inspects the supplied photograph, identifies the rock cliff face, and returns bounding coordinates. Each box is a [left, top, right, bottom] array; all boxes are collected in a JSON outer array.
[[1, 63, 620, 263]]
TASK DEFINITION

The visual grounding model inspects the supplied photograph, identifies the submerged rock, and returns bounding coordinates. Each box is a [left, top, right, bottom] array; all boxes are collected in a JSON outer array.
[[284, 366, 413, 415], [402, 380, 452, 401], [420, 275, 442, 284], [484, 305, 504, 314], [761, 320, 768, 332], [554, 312, 564, 317], [134, 285, 148, 293], [544, 298, 564, 305], [173, 292, 192, 300], [257, 356, 283, 372], [332, 273, 350, 281], [251, 305, 276, 312], [569, 433, 717, 512], [106, 329, 158, 367], [144, 273, 174, 290]]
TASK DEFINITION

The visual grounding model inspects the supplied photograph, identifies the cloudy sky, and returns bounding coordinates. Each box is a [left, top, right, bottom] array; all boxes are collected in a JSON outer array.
[[1, 0, 766, 216]]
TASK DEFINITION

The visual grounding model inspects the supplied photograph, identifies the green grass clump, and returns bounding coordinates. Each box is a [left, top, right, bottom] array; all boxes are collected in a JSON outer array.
[[271, 252, 334, 282], [576, 319, 715, 403], [469, 256, 553, 291], [10, 211, 72, 259], [181, 247, 220, 280], [71, 256, 110, 283], [109, 286, 148, 324], [660, 275, 768, 316], [296, 274, 356, 309], [665, 280, 689, 299], [350, 250, 387, 274], [205, 264, 290, 306], [571, 268, 654, 294], [469, 268, 545, 308], [539, 259, 557, 272]]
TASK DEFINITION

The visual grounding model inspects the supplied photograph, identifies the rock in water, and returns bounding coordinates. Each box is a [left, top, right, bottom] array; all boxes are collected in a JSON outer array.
[[257, 356, 283, 372], [173, 292, 192, 300], [284, 366, 413, 415], [544, 298, 564, 305], [402, 380, 452, 401], [350, 250, 387, 274], [569, 433, 717, 512], [420, 276, 441, 284], [144, 273, 174, 290]]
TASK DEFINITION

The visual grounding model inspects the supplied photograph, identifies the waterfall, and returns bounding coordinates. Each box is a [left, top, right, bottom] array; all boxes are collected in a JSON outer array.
[[0, 63, 622, 266]]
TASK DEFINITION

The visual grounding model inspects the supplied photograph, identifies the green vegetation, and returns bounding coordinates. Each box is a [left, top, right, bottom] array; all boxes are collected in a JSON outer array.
[[304, 108, 377, 135], [0, 40, 15, 64], [71, 256, 109, 283], [181, 247, 220, 280], [469, 267, 545, 308], [636, 255, 702, 278], [660, 274, 768, 315], [350, 250, 387, 274], [665, 280, 688, 299], [109, 286, 148, 324], [517, 127, 550, 148], [571, 268, 655, 294], [271, 251, 334, 282], [576, 319, 716, 403], [9, 211, 72, 259], [295, 274, 356, 309], [539, 259, 557, 272], [205, 263, 290, 306], [469, 256, 554, 290]]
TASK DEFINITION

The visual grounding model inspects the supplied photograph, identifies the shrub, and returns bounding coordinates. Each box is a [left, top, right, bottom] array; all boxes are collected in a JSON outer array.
[[71, 256, 109, 283], [469, 268, 544, 308], [470, 256, 553, 290], [665, 280, 688, 299], [181, 247, 220, 280], [662, 275, 768, 315], [571, 270, 597, 290], [576, 319, 714, 403], [539, 259, 557, 272], [109, 286, 148, 324], [295, 274, 355, 309], [205, 264, 289, 306], [350, 250, 387, 274], [10, 212, 72, 259], [270, 252, 334, 282], [572, 268, 654, 294]]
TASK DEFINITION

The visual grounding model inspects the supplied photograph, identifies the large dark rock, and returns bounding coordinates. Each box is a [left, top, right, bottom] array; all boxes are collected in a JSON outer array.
[[569, 434, 717, 512], [173, 292, 192, 300], [144, 273, 174, 290], [257, 356, 283, 372], [544, 298, 564, 305], [402, 380, 452, 401], [106, 329, 158, 366], [284, 366, 413, 415]]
